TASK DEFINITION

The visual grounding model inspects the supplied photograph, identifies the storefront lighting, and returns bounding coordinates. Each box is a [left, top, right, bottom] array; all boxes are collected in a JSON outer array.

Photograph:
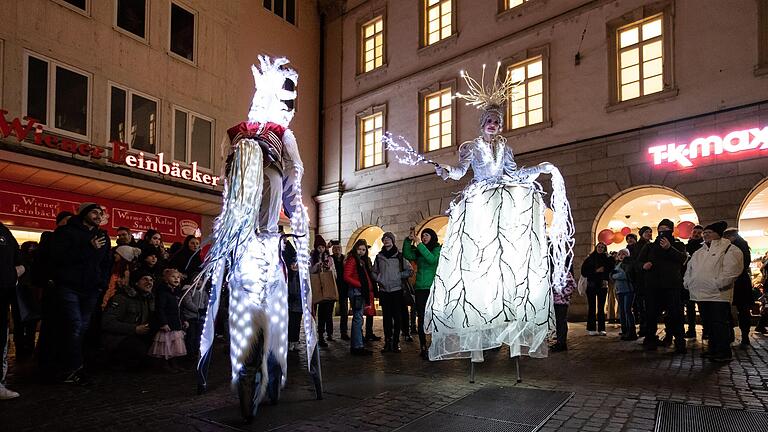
[[648, 126, 768, 168], [740, 229, 766, 238]]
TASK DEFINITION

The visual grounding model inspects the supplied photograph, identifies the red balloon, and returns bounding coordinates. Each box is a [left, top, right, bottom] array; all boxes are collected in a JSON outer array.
[[613, 232, 625, 244], [620, 227, 632, 236], [598, 229, 614, 245], [677, 221, 695, 239]]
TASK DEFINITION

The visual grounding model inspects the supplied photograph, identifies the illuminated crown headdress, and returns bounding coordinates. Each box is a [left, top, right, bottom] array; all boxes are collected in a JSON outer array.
[[454, 62, 521, 114], [248, 55, 298, 127]]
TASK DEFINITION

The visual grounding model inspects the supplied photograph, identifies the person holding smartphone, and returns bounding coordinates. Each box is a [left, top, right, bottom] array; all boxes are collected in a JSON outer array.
[[48, 202, 112, 385], [636, 219, 687, 353]]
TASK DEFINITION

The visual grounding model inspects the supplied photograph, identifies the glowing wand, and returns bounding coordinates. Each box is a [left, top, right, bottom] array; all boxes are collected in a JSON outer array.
[[382, 133, 441, 167]]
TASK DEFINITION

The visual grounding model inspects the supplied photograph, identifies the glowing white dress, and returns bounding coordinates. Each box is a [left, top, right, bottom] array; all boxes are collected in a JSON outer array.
[[425, 136, 563, 362]]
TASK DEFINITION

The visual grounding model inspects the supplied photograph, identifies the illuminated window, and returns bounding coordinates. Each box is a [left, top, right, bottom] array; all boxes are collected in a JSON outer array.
[[617, 15, 664, 101], [361, 16, 384, 73], [359, 111, 384, 169], [424, 0, 452, 46], [423, 88, 452, 152], [505, 0, 529, 9], [507, 56, 544, 130]]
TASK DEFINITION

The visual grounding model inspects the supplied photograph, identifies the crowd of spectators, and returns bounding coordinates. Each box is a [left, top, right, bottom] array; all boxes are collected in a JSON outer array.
[[575, 219, 767, 362], [0, 203, 205, 399]]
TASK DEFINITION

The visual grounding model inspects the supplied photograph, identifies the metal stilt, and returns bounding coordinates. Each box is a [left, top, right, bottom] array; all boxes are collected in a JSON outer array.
[[514, 356, 522, 383], [469, 360, 476, 383]]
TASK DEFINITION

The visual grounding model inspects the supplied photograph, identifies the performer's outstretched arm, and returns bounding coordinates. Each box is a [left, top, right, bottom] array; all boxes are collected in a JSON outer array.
[[436, 142, 472, 180]]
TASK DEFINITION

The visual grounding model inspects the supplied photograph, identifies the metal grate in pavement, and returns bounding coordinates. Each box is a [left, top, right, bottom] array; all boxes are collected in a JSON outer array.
[[396, 386, 573, 432], [656, 401, 768, 432]]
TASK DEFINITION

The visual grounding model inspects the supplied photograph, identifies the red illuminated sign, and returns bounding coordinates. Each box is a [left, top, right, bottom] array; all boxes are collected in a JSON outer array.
[[649, 126, 768, 167], [0, 181, 201, 243], [0, 109, 219, 186]]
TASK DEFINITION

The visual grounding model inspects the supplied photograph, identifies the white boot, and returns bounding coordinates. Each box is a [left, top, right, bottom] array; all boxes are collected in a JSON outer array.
[[0, 384, 20, 400]]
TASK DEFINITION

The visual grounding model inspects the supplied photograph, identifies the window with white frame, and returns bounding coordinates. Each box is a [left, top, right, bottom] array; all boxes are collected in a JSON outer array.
[[115, 0, 147, 39], [361, 16, 384, 73], [24, 53, 91, 138], [173, 107, 213, 169], [108, 84, 158, 154], [170, 2, 196, 62], [507, 56, 545, 130], [263, 0, 296, 25], [358, 111, 384, 169], [424, 0, 453, 46], [617, 14, 664, 101], [423, 88, 452, 152], [505, 0, 530, 9], [57, 0, 89, 14]]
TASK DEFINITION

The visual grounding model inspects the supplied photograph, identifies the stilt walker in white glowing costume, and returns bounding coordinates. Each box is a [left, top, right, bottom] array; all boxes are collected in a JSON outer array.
[[385, 63, 574, 368], [196, 55, 321, 422]]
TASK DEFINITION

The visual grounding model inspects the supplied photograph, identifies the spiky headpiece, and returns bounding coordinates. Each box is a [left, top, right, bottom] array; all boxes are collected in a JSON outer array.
[[247, 55, 298, 127], [454, 62, 521, 112]]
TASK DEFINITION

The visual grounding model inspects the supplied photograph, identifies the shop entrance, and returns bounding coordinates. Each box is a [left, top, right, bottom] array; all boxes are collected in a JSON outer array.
[[738, 179, 768, 268], [594, 186, 699, 251]]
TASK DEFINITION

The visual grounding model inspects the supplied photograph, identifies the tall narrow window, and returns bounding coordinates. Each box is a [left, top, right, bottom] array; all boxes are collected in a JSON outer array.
[[361, 16, 384, 73], [170, 2, 196, 62], [58, 0, 89, 14], [423, 88, 452, 152], [108, 84, 158, 153], [174, 107, 213, 169], [424, 0, 452, 46], [115, 0, 147, 39], [24, 53, 91, 139], [264, 0, 296, 25], [617, 15, 664, 101], [507, 56, 544, 130], [358, 111, 384, 169]]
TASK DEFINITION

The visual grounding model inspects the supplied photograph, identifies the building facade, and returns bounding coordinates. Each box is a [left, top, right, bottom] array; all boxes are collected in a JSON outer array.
[[0, 0, 321, 243], [317, 0, 768, 313]]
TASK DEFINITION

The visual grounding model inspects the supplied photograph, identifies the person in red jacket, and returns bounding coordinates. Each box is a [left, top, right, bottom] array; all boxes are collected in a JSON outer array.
[[343, 239, 375, 355]]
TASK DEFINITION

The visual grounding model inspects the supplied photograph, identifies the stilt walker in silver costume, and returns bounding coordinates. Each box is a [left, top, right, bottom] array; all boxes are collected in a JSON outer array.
[[195, 55, 321, 423]]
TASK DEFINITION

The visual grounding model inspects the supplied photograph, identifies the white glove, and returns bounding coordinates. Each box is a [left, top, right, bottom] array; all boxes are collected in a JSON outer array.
[[538, 162, 554, 174], [435, 165, 451, 180]]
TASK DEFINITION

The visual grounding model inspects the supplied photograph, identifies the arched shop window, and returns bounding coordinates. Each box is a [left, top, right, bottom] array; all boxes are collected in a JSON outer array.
[[594, 186, 699, 252], [414, 215, 449, 243], [738, 179, 768, 259], [345, 225, 385, 258]]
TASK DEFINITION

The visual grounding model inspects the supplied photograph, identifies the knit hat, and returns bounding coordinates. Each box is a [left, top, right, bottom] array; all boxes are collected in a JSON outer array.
[[657, 219, 675, 230], [638, 226, 652, 237], [704, 221, 728, 237], [130, 268, 155, 286], [619, 248, 630, 257], [329, 239, 340, 246], [382, 231, 396, 244], [56, 211, 74, 225], [115, 245, 142, 262], [313, 234, 327, 249], [78, 202, 101, 217]]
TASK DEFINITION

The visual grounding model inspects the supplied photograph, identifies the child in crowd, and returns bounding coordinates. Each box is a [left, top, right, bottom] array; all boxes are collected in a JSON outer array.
[[551, 270, 576, 351], [611, 248, 637, 341], [149, 268, 188, 371]]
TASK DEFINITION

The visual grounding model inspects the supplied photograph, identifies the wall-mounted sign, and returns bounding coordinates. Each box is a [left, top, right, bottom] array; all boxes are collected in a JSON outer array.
[[649, 126, 768, 167], [0, 109, 220, 186], [0, 180, 202, 243]]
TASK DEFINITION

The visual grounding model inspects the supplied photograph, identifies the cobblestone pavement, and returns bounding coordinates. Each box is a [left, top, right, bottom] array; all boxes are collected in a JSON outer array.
[[2, 320, 767, 431]]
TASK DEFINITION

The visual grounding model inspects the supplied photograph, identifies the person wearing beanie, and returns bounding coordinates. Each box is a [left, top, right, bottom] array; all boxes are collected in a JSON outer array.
[[683, 224, 705, 339], [102, 268, 155, 370], [403, 227, 441, 359], [636, 219, 687, 353], [722, 228, 753, 348], [47, 201, 112, 384], [310, 234, 336, 347], [373, 231, 413, 353], [685, 223, 744, 361], [580, 242, 614, 336]]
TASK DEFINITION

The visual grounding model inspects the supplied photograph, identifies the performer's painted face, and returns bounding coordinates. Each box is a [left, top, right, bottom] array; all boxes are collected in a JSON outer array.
[[482, 112, 501, 135]]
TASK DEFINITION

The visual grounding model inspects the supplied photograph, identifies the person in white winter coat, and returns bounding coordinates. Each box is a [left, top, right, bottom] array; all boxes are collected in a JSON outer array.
[[684, 221, 743, 362]]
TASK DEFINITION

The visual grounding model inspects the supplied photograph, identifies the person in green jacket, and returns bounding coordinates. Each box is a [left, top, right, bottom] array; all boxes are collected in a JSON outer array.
[[403, 227, 441, 359]]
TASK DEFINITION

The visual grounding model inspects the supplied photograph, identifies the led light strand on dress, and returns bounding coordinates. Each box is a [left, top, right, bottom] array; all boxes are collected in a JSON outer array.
[[547, 167, 575, 295], [454, 62, 523, 109], [381, 133, 440, 167]]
